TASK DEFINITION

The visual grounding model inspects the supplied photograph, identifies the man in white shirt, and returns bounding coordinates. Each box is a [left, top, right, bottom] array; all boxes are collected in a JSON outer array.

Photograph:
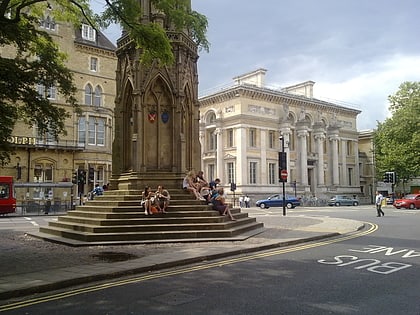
[[375, 191, 385, 217]]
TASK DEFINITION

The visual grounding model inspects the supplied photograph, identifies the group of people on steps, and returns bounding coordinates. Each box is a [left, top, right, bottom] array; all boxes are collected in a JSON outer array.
[[141, 170, 236, 220]]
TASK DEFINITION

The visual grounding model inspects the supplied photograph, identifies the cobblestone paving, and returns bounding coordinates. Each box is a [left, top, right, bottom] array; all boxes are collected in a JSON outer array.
[[1, 216, 322, 277]]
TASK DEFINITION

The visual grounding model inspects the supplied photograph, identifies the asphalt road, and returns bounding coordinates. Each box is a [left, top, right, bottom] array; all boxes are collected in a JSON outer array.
[[1, 205, 419, 314]]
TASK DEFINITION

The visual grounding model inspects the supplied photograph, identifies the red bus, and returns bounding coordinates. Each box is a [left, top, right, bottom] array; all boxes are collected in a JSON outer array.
[[0, 176, 16, 214]]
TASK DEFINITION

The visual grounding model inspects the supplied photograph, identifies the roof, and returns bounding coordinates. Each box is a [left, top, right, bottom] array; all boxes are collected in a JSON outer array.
[[74, 27, 116, 52]]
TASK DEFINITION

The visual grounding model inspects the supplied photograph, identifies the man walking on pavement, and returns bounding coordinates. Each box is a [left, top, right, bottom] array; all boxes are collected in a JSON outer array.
[[375, 191, 385, 217]]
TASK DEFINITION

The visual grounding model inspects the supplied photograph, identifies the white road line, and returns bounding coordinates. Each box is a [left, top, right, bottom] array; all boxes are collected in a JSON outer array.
[[24, 216, 39, 226]]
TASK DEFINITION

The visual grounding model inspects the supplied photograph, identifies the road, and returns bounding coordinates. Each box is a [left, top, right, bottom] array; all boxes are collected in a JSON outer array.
[[1, 205, 419, 314]]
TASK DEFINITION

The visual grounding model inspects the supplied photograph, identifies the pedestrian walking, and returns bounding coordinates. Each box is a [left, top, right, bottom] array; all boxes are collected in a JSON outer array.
[[244, 195, 250, 208], [375, 191, 385, 217]]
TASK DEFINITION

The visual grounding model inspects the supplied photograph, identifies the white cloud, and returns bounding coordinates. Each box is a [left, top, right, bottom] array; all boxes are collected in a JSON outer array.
[[314, 54, 420, 130]]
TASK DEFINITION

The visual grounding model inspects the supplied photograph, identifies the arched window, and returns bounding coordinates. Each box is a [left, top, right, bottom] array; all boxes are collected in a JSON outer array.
[[85, 84, 93, 105], [94, 85, 102, 106]]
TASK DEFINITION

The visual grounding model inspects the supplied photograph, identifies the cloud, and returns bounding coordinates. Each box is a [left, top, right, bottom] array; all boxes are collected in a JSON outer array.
[[193, 0, 420, 130]]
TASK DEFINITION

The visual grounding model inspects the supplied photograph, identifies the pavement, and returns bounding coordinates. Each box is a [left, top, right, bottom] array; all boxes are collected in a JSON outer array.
[[0, 213, 365, 300]]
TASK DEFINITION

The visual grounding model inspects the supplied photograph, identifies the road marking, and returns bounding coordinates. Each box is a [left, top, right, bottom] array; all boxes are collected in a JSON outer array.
[[0, 223, 378, 312], [24, 217, 39, 227]]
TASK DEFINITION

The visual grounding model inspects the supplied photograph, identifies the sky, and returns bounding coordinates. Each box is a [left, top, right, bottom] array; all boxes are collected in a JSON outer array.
[[96, 0, 420, 131]]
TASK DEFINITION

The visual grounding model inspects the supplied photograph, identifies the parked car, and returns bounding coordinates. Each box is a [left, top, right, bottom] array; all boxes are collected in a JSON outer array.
[[393, 194, 420, 209], [328, 195, 359, 206], [386, 195, 395, 205], [255, 194, 301, 209]]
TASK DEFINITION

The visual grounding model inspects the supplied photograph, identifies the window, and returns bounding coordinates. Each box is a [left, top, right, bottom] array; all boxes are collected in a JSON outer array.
[[289, 130, 295, 151], [34, 163, 53, 182], [90, 57, 98, 72], [227, 129, 234, 147], [88, 117, 106, 146], [268, 131, 275, 149], [347, 140, 353, 155], [85, 84, 93, 105], [37, 84, 56, 99], [208, 164, 215, 181], [97, 119, 105, 145], [78, 117, 86, 145], [268, 163, 276, 184], [94, 86, 102, 106], [348, 168, 353, 186], [82, 24, 96, 41], [249, 128, 256, 147], [208, 130, 217, 151], [227, 162, 235, 184], [85, 84, 102, 107], [249, 162, 257, 184], [40, 16, 56, 31]]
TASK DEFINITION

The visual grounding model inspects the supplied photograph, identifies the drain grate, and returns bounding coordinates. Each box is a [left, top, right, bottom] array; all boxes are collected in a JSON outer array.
[[152, 292, 201, 306], [91, 251, 138, 263]]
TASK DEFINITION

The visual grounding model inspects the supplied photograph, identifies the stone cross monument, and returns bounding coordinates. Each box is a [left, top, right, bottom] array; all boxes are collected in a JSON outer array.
[[111, 1, 201, 190]]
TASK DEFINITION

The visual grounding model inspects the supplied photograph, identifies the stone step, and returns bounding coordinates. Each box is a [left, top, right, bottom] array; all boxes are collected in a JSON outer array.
[[39, 221, 264, 242], [58, 212, 250, 226], [66, 208, 224, 219], [48, 217, 257, 233], [37, 189, 263, 244]]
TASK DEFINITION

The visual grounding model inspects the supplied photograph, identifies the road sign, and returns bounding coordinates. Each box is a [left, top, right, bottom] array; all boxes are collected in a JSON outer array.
[[280, 169, 288, 180]]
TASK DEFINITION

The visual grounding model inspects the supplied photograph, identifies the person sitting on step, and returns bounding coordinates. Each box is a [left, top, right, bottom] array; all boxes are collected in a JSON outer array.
[[141, 186, 156, 215], [155, 185, 170, 213], [211, 187, 236, 221], [183, 171, 205, 201]]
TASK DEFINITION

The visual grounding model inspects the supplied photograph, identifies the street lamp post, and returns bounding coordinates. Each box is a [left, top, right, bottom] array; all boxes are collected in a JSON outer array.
[[279, 136, 287, 216]]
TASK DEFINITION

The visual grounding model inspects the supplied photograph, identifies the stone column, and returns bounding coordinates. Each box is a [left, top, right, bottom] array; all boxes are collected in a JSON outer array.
[[260, 129, 267, 184], [353, 140, 360, 187], [329, 134, 340, 186], [297, 129, 308, 185], [215, 128, 223, 179], [341, 139, 347, 185], [236, 127, 247, 185], [314, 133, 326, 186]]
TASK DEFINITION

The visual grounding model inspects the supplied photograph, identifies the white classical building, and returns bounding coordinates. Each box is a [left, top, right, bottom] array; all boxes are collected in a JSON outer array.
[[199, 69, 362, 203]]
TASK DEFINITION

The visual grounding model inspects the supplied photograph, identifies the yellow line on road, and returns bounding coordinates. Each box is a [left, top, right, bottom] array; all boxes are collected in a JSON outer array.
[[0, 222, 378, 312]]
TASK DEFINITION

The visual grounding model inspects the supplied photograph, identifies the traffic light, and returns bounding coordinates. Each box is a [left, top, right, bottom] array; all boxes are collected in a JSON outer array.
[[230, 182, 236, 191], [383, 171, 396, 184], [88, 167, 94, 183], [72, 170, 78, 184], [78, 169, 86, 185], [278, 152, 287, 182]]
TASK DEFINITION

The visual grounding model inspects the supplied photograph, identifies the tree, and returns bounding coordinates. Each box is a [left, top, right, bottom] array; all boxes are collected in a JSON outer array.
[[373, 82, 420, 185], [0, 0, 208, 164]]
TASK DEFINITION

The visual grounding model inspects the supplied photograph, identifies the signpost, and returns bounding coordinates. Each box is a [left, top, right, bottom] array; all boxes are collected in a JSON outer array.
[[280, 170, 288, 181], [279, 136, 287, 216]]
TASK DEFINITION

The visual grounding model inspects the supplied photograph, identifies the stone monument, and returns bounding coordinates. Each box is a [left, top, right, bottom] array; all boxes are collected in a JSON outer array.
[[111, 2, 201, 190]]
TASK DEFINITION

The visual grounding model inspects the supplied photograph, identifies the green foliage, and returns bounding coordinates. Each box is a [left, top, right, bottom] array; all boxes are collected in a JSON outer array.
[[100, 0, 209, 64], [0, 0, 81, 164], [373, 82, 420, 182], [0, 0, 209, 164]]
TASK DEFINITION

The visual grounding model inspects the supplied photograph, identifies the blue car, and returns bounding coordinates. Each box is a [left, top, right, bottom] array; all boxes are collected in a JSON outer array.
[[255, 194, 301, 209]]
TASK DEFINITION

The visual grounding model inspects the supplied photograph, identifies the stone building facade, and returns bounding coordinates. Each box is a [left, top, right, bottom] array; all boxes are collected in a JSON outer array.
[[0, 13, 117, 205], [199, 69, 364, 203]]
